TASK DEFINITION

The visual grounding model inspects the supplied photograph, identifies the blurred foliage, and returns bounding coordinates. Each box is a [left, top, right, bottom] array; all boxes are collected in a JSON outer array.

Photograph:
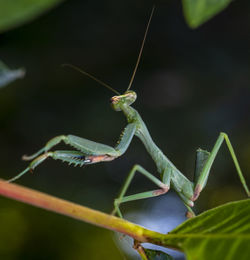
[[182, 0, 233, 28], [0, 0, 65, 33], [0, 60, 25, 88], [0, 0, 250, 259], [143, 248, 174, 260], [0, 0, 235, 33]]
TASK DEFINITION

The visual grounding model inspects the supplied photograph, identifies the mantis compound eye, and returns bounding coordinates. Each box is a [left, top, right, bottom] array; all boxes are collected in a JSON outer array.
[[124, 90, 137, 105], [110, 96, 122, 111], [110, 96, 119, 104]]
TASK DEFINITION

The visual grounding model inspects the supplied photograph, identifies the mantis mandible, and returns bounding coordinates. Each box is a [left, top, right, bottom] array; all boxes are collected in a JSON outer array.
[[8, 7, 249, 217]]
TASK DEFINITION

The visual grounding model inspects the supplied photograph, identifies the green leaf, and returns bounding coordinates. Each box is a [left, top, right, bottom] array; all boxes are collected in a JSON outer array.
[[144, 248, 174, 260], [182, 0, 233, 28], [0, 60, 25, 88], [164, 200, 250, 260], [0, 0, 65, 33]]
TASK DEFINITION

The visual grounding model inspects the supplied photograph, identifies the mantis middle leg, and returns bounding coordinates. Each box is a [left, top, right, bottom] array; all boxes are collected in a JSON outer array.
[[112, 164, 169, 218]]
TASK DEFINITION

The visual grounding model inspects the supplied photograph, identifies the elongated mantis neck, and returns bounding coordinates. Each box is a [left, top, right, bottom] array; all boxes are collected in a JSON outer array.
[[121, 105, 137, 123], [121, 105, 167, 173]]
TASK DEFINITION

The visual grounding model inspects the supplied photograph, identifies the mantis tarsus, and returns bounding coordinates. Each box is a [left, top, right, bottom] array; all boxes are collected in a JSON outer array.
[[8, 7, 249, 218]]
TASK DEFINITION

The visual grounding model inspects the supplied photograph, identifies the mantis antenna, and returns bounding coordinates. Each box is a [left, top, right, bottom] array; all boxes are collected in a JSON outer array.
[[127, 6, 155, 91], [63, 6, 155, 95], [62, 63, 120, 95]]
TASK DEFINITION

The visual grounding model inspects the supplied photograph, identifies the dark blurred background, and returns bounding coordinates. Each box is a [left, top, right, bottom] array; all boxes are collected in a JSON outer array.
[[0, 0, 250, 259]]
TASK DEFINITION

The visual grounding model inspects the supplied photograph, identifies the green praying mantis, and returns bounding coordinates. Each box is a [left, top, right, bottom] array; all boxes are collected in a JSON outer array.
[[8, 7, 249, 218]]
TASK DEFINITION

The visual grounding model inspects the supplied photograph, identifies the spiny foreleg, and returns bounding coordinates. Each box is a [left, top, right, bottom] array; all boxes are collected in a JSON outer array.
[[9, 123, 137, 182], [8, 150, 94, 182]]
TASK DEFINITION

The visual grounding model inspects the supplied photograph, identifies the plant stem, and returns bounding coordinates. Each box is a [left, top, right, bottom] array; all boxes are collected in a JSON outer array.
[[0, 179, 170, 246]]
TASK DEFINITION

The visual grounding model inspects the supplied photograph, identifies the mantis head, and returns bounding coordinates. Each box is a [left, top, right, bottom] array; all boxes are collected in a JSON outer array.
[[110, 90, 137, 111]]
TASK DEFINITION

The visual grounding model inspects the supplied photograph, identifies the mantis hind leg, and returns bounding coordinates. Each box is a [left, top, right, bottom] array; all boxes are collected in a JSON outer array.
[[192, 132, 250, 201], [112, 164, 169, 218], [7, 150, 88, 182]]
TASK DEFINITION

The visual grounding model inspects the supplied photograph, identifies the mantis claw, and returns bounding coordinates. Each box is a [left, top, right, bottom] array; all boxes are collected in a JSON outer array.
[[191, 184, 202, 201], [152, 185, 169, 196], [84, 155, 117, 164], [22, 154, 33, 161]]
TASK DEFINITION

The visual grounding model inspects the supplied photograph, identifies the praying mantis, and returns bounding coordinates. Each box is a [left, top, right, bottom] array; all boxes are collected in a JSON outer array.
[[8, 7, 249, 218]]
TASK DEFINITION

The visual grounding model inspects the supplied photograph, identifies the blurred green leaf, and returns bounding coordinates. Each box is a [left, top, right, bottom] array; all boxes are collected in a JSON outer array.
[[165, 200, 250, 260], [143, 248, 174, 260], [0, 60, 25, 88], [182, 0, 233, 28], [0, 0, 65, 33]]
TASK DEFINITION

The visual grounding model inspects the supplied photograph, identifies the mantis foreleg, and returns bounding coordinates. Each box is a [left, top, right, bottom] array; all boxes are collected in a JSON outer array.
[[8, 123, 137, 182], [7, 150, 88, 182], [22, 134, 120, 161]]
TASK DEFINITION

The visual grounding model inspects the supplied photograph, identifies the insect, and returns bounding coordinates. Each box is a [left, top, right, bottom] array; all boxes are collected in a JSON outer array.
[[8, 7, 249, 218]]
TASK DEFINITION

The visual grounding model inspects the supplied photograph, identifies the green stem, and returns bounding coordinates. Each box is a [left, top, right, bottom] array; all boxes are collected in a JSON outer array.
[[0, 179, 175, 248]]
